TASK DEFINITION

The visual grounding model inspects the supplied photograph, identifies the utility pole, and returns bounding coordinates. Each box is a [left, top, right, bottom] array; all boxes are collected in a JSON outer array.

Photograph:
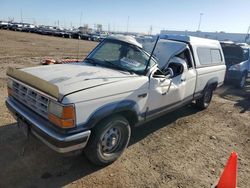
[[197, 13, 203, 31], [149, 25, 153, 35], [126, 16, 129, 34], [245, 26, 250, 42], [20, 9, 23, 23]]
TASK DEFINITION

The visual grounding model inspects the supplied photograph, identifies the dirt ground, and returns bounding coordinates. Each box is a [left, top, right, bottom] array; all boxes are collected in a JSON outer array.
[[0, 30, 249, 188]]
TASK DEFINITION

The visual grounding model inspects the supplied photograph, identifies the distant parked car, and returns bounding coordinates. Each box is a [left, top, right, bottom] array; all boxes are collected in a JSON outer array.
[[0, 21, 9, 29], [21, 24, 36, 33], [10, 23, 24, 31], [90, 34, 101, 41], [221, 42, 249, 88], [69, 31, 82, 39], [80, 33, 91, 40]]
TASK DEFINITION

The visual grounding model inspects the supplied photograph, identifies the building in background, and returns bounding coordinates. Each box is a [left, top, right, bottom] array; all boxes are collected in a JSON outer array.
[[160, 30, 249, 43]]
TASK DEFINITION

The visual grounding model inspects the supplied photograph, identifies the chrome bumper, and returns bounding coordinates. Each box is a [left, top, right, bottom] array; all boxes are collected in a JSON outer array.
[[6, 97, 91, 153]]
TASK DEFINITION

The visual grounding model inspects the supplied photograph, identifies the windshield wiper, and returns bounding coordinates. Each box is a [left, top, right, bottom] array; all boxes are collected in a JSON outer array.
[[84, 57, 100, 66], [103, 60, 134, 74]]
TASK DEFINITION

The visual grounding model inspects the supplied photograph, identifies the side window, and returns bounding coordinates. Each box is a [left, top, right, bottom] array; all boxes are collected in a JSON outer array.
[[211, 49, 222, 64], [197, 47, 222, 66], [168, 62, 184, 77], [197, 48, 212, 65], [177, 49, 193, 69]]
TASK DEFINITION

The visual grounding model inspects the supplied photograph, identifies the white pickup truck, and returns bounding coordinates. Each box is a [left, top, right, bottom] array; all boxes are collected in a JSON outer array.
[[6, 35, 226, 166]]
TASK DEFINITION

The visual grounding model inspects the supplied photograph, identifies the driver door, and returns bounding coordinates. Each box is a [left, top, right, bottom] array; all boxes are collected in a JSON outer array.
[[147, 69, 180, 117]]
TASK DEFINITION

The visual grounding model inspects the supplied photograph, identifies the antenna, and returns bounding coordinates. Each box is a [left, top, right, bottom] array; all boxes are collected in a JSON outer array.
[[77, 10, 83, 61], [144, 35, 160, 74]]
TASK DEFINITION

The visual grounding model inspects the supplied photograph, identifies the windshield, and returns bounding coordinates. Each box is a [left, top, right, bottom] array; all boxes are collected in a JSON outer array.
[[221, 45, 244, 64], [86, 39, 156, 75]]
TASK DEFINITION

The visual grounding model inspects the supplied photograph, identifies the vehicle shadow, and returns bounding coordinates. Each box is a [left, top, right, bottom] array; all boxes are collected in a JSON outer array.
[[0, 104, 199, 188], [0, 123, 100, 188], [130, 104, 200, 145], [216, 78, 250, 113]]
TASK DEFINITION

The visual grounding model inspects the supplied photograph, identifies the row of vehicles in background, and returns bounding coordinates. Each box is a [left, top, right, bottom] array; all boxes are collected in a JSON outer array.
[[0, 21, 107, 42], [1, 20, 249, 88]]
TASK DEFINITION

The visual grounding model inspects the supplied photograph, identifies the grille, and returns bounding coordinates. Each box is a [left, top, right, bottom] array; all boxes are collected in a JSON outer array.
[[12, 80, 49, 118]]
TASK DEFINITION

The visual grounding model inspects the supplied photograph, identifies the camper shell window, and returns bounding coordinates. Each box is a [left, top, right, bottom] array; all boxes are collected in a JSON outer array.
[[197, 47, 222, 65]]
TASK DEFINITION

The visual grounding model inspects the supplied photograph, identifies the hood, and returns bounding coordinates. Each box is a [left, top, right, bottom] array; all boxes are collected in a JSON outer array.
[[21, 63, 139, 99]]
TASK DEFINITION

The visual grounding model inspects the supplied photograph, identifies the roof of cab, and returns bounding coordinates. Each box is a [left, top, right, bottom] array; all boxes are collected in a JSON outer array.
[[159, 34, 220, 46], [107, 35, 142, 48]]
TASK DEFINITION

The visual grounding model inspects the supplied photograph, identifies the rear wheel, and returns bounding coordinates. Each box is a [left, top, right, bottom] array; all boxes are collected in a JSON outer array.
[[196, 86, 213, 110], [84, 115, 131, 166]]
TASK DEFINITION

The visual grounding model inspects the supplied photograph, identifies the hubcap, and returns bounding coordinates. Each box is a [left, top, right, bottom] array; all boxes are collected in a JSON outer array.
[[101, 127, 121, 153]]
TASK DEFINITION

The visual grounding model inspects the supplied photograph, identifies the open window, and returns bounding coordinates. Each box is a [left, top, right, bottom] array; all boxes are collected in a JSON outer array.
[[167, 60, 184, 77], [176, 49, 193, 69]]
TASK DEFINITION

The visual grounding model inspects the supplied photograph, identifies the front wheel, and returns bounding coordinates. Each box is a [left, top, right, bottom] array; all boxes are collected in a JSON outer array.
[[196, 86, 213, 110], [84, 115, 131, 166]]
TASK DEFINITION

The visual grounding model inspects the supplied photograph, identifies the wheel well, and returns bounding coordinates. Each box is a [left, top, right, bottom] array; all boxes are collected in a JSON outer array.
[[118, 110, 138, 127], [210, 82, 218, 91], [92, 110, 138, 129]]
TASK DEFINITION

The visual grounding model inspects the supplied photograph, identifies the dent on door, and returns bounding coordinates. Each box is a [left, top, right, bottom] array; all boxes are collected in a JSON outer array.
[[152, 77, 172, 95]]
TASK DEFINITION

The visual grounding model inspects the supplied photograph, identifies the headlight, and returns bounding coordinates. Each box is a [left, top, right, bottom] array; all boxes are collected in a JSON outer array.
[[7, 78, 13, 96], [7, 79, 13, 89], [48, 101, 76, 128], [229, 64, 241, 71]]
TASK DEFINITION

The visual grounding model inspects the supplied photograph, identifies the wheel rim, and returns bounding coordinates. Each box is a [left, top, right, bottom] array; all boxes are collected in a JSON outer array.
[[100, 126, 122, 154], [240, 75, 246, 88]]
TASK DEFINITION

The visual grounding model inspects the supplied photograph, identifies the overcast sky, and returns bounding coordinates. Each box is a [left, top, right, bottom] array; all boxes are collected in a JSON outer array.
[[0, 0, 249, 34]]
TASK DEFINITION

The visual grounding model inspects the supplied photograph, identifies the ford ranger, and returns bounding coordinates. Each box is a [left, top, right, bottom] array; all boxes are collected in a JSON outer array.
[[6, 35, 226, 166]]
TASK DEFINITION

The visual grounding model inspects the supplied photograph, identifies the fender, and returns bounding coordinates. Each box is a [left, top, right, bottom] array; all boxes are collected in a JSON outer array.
[[203, 77, 218, 92], [83, 100, 140, 130], [194, 77, 218, 99]]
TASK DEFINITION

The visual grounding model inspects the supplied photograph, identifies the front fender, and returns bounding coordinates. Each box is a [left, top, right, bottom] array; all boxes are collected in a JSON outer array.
[[83, 100, 140, 130]]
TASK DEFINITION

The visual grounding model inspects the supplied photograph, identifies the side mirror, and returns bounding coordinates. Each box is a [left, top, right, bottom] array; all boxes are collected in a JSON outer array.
[[165, 68, 174, 78]]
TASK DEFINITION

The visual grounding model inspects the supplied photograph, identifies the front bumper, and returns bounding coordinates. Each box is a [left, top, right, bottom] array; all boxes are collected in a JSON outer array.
[[6, 97, 91, 153]]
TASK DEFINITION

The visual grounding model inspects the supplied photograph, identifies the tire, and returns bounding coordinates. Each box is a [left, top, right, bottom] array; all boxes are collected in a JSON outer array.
[[84, 115, 131, 166], [238, 73, 247, 89], [196, 86, 213, 110]]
